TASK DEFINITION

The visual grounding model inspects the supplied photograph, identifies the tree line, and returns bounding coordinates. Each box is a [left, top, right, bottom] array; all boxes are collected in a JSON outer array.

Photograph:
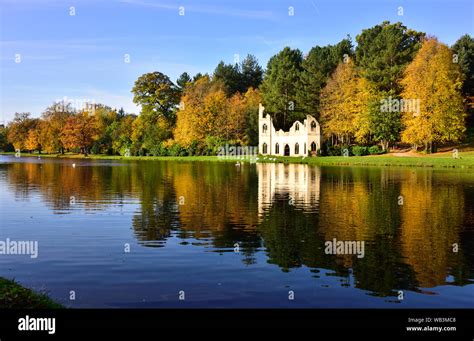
[[1, 21, 473, 156]]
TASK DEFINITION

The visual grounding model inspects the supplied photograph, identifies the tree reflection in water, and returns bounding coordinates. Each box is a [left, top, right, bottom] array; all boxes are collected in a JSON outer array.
[[3, 158, 474, 298]]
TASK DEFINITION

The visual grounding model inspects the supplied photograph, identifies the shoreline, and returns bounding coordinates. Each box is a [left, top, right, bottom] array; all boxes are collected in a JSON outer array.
[[0, 277, 63, 309], [1, 151, 474, 169]]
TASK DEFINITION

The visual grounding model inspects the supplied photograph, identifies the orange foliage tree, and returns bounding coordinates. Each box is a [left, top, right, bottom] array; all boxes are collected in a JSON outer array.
[[60, 111, 99, 155]]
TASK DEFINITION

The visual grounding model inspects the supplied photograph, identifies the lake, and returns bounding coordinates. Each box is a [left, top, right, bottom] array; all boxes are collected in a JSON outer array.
[[0, 155, 473, 308]]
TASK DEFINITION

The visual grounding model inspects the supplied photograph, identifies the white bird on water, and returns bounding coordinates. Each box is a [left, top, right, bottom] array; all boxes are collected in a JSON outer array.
[[72, 163, 76, 168], [235, 161, 241, 167]]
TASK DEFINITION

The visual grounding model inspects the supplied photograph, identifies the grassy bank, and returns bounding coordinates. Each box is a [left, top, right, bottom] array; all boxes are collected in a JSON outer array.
[[2, 151, 474, 169], [0, 278, 63, 309], [258, 151, 474, 169], [0, 152, 230, 163]]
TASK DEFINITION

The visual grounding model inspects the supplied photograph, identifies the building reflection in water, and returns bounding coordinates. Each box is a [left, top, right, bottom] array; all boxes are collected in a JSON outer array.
[[257, 163, 321, 219]]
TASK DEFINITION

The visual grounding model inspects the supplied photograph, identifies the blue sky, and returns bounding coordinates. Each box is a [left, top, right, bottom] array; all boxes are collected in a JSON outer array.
[[1, 0, 473, 123]]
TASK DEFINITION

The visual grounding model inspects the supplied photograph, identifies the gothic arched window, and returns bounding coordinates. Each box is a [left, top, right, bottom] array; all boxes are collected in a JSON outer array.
[[262, 143, 268, 154]]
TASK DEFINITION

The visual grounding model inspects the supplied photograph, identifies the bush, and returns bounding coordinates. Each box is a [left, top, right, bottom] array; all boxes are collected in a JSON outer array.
[[326, 145, 341, 156], [186, 140, 200, 156], [168, 143, 184, 156], [119, 145, 131, 156], [90, 144, 101, 155], [368, 145, 385, 155], [327, 145, 352, 156], [352, 146, 369, 156], [149, 143, 168, 156], [204, 136, 226, 156]]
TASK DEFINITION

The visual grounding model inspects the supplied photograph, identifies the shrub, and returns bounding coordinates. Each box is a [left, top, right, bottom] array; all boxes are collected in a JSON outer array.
[[186, 140, 200, 156], [90, 144, 101, 155], [168, 143, 184, 156], [326, 145, 341, 156], [149, 143, 168, 156], [327, 145, 352, 156], [204, 136, 226, 155], [368, 145, 385, 155], [119, 145, 131, 156], [352, 146, 369, 156]]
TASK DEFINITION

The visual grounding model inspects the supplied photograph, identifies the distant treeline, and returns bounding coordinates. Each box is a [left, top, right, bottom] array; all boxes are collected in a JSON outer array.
[[2, 21, 473, 156]]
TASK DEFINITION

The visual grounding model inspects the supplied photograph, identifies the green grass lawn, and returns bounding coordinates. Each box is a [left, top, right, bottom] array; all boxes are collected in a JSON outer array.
[[2, 151, 474, 169], [0, 278, 63, 309], [258, 151, 474, 169], [1, 152, 231, 163]]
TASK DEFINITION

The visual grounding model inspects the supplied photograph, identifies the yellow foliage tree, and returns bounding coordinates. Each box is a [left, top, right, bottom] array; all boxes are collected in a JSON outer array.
[[25, 129, 40, 152], [202, 89, 229, 138], [320, 59, 372, 145], [401, 37, 466, 150], [174, 79, 263, 148]]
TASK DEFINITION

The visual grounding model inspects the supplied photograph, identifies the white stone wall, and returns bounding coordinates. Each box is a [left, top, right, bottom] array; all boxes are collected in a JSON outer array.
[[258, 103, 322, 156]]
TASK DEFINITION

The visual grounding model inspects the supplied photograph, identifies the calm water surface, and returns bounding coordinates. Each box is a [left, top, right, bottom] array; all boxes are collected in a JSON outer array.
[[0, 155, 473, 308]]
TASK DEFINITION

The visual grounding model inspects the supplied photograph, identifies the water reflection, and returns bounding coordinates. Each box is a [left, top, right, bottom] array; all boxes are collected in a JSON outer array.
[[257, 163, 321, 217], [1, 156, 473, 304]]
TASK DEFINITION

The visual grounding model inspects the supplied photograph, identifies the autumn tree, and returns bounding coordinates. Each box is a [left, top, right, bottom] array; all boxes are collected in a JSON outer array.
[[260, 47, 303, 130], [7, 112, 35, 151], [173, 76, 227, 147], [401, 38, 466, 151], [320, 59, 371, 145], [25, 128, 40, 152], [61, 111, 99, 155], [40, 102, 74, 153], [217, 90, 260, 145], [173, 76, 261, 150]]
